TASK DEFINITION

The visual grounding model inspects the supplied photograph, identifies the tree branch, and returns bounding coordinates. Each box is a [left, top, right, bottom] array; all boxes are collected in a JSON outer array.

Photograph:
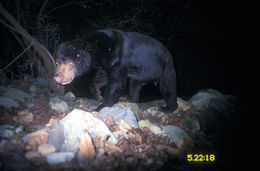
[[0, 2, 55, 70]]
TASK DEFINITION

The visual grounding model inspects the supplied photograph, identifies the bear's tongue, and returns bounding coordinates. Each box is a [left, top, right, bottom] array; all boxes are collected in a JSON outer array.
[[54, 76, 73, 85], [54, 76, 62, 83]]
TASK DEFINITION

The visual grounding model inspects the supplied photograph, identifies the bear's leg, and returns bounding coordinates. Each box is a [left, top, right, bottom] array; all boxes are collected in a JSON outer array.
[[89, 68, 107, 101], [128, 79, 145, 103], [159, 67, 178, 113], [95, 66, 127, 111], [159, 91, 178, 113]]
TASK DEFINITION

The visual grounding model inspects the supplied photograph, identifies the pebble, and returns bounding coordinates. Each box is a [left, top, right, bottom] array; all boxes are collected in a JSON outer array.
[[38, 143, 56, 156], [46, 152, 75, 165]]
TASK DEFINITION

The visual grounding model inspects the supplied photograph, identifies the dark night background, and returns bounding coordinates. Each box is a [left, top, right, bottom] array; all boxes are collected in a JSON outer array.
[[0, 0, 257, 169]]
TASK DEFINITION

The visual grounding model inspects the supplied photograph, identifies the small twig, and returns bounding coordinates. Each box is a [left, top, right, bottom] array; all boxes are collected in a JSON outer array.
[[45, 1, 74, 16], [1, 40, 34, 72], [0, 18, 16, 32]]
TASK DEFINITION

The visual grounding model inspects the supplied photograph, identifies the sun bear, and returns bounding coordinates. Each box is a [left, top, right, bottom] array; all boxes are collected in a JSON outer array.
[[54, 28, 178, 113]]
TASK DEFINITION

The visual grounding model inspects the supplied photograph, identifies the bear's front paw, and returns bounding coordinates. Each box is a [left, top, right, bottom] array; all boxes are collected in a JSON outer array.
[[94, 102, 113, 112], [159, 106, 180, 115], [94, 104, 105, 112]]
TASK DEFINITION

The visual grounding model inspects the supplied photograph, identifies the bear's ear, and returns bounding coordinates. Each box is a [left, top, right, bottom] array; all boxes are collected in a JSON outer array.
[[86, 43, 99, 56], [74, 39, 86, 49]]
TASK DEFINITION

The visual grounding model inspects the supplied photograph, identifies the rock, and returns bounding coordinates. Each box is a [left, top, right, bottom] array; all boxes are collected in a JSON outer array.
[[160, 125, 189, 144], [113, 130, 129, 139], [48, 109, 117, 153], [189, 89, 236, 137], [38, 143, 56, 156], [32, 77, 49, 87], [177, 98, 192, 111], [23, 129, 49, 151], [181, 118, 200, 133], [49, 97, 69, 113], [0, 86, 31, 102], [29, 85, 49, 94], [149, 124, 189, 144], [13, 110, 33, 125], [154, 144, 180, 157], [138, 98, 190, 115], [0, 97, 19, 107], [144, 158, 154, 166], [176, 137, 194, 150], [126, 156, 134, 163], [114, 102, 140, 117], [46, 152, 75, 165], [1, 153, 29, 171], [25, 99, 36, 108], [150, 125, 163, 134], [25, 151, 41, 161], [188, 89, 232, 109], [15, 125, 24, 134], [0, 139, 7, 152], [0, 125, 15, 138], [99, 106, 138, 128], [146, 107, 160, 116], [138, 100, 166, 111], [138, 119, 153, 129], [64, 91, 75, 98]]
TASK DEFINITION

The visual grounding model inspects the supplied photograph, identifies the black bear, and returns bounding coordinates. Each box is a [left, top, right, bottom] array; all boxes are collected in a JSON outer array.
[[54, 28, 178, 113]]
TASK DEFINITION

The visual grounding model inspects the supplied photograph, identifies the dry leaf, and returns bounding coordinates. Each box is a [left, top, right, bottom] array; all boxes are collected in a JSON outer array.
[[154, 144, 180, 157], [79, 132, 95, 162], [13, 110, 33, 125], [104, 141, 123, 154], [176, 137, 194, 150], [105, 115, 119, 132], [119, 120, 131, 132], [93, 136, 122, 155], [24, 130, 48, 151], [134, 132, 142, 145]]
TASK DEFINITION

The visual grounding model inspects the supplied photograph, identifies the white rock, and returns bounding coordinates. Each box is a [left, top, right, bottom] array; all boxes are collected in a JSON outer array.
[[161, 125, 189, 144], [0, 125, 14, 138], [138, 119, 153, 129], [0, 86, 30, 102], [0, 97, 19, 107], [38, 143, 56, 156], [150, 125, 163, 134], [46, 152, 74, 165], [188, 89, 224, 108], [49, 97, 69, 113], [25, 151, 41, 161], [48, 109, 117, 153], [150, 124, 189, 144], [99, 106, 138, 128]]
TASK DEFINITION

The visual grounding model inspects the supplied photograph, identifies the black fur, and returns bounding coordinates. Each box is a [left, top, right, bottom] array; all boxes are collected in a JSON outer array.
[[55, 28, 178, 113]]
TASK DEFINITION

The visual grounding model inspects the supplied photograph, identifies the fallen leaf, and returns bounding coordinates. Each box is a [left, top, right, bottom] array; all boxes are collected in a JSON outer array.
[[119, 120, 131, 133], [13, 110, 33, 125], [176, 137, 194, 150], [105, 115, 119, 132], [79, 131, 95, 162], [104, 141, 123, 154], [154, 144, 180, 157], [24, 130, 48, 151], [135, 132, 142, 145]]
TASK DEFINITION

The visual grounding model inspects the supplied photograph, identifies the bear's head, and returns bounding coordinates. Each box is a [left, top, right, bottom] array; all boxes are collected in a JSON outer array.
[[54, 41, 92, 85]]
